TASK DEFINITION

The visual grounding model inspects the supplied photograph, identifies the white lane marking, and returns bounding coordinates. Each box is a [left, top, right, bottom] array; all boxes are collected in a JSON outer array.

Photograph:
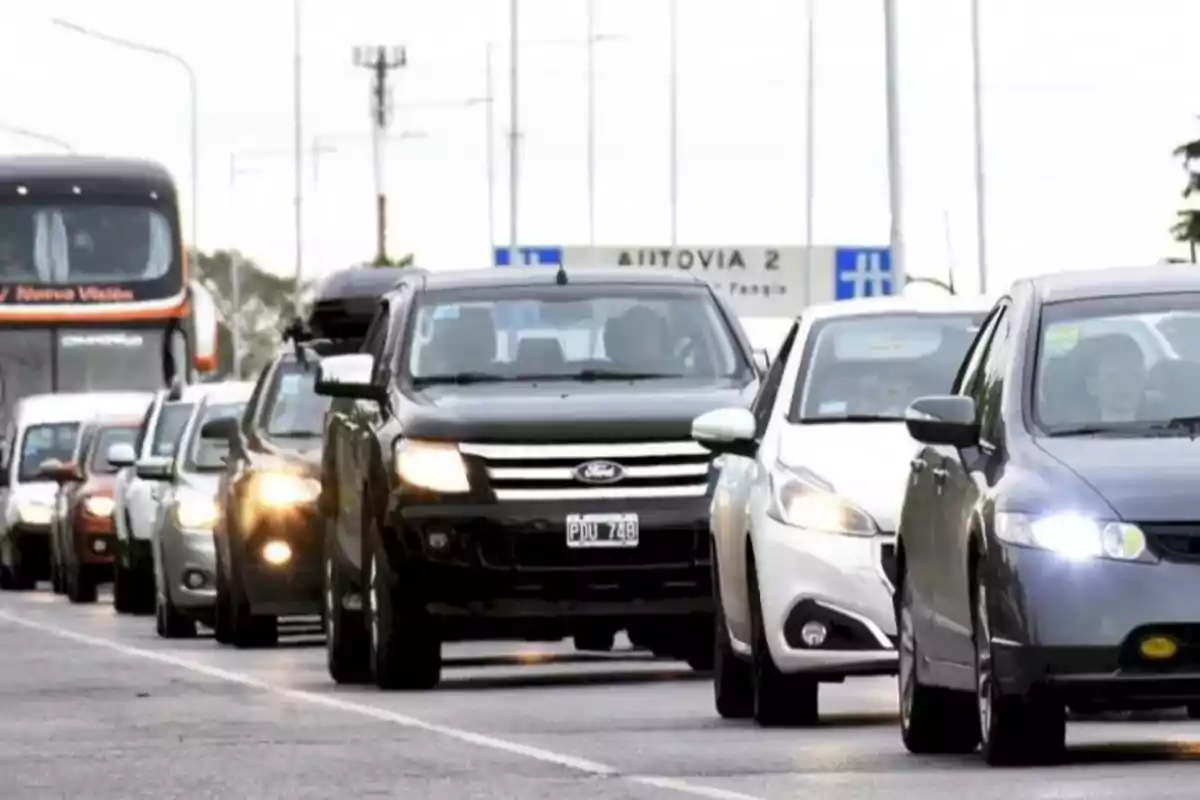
[[0, 610, 769, 800]]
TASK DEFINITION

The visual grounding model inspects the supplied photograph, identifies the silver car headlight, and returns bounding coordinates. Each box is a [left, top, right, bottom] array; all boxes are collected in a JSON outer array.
[[994, 511, 1152, 563], [394, 439, 470, 494], [173, 489, 219, 532], [766, 464, 878, 536]]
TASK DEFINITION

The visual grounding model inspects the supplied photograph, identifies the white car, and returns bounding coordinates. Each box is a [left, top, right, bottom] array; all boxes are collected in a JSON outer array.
[[691, 294, 993, 726], [110, 383, 209, 613]]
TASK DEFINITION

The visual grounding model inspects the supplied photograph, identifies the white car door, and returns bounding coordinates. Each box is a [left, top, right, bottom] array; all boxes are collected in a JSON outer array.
[[716, 322, 800, 646], [126, 398, 195, 542]]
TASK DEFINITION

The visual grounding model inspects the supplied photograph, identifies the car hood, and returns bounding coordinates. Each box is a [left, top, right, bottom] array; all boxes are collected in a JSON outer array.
[[1035, 436, 1200, 522], [176, 471, 221, 497], [776, 422, 920, 532], [404, 379, 754, 442], [249, 437, 322, 473]]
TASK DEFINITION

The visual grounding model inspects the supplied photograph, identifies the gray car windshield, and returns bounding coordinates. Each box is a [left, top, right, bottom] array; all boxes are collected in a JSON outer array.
[[1037, 296, 1200, 434], [794, 313, 985, 421], [404, 284, 749, 385], [186, 402, 246, 471], [90, 426, 137, 474], [259, 359, 330, 440], [19, 423, 79, 482]]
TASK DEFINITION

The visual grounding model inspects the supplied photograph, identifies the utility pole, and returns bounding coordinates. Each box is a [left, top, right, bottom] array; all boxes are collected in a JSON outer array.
[[882, 0, 905, 283], [292, 0, 303, 310], [353, 44, 408, 265], [667, 0, 678, 246], [969, 0, 988, 294], [509, 0, 521, 258]]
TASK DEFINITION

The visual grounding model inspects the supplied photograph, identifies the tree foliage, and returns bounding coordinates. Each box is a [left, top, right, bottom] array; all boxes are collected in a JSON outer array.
[[1173, 135, 1200, 260], [370, 252, 415, 268]]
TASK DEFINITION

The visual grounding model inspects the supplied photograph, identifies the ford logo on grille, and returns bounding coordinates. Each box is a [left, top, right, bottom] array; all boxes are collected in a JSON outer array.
[[573, 459, 625, 485]]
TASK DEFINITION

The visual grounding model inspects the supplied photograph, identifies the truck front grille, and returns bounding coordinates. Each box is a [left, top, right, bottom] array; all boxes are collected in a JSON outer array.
[[459, 441, 713, 502]]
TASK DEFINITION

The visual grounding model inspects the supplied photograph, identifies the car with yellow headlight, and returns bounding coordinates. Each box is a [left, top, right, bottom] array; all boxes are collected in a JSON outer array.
[[201, 335, 341, 648], [138, 381, 254, 638], [44, 413, 141, 603], [896, 265, 1200, 766]]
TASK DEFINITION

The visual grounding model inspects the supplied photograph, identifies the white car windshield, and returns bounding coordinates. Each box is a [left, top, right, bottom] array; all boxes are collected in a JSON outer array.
[[794, 313, 985, 421]]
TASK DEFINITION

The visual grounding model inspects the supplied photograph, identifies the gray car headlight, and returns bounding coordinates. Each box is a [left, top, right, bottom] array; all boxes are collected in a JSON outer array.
[[994, 511, 1153, 563], [767, 464, 878, 536]]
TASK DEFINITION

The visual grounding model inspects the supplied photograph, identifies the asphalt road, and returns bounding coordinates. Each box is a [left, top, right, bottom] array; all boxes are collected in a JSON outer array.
[[2, 588, 1199, 800]]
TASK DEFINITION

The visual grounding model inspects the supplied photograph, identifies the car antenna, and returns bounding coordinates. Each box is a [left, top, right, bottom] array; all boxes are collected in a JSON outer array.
[[555, 263, 568, 286]]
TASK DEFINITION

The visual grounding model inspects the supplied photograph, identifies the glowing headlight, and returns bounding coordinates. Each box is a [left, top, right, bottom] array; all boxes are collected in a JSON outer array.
[[766, 465, 877, 536], [394, 439, 470, 494], [995, 512, 1150, 562], [173, 490, 219, 532], [17, 501, 53, 526], [254, 472, 321, 508], [83, 496, 116, 518]]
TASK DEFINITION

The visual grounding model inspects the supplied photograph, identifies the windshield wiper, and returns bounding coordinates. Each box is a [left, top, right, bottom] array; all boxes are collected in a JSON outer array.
[[1046, 422, 1183, 438], [800, 414, 907, 424], [266, 430, 321, 439], [411, 372, 513, 388], [554, 369, 683, 382]]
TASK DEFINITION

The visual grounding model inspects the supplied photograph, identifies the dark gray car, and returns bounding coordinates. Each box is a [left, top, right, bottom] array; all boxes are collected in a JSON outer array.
[[895, 265, 1200, 766]]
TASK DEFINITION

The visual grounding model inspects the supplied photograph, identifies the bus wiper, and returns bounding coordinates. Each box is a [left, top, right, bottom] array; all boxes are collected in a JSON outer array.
[[800, 414, 907, 424], [411, 372, 513, 388]]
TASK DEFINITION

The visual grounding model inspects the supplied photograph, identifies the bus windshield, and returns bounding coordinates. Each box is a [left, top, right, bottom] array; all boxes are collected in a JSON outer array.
[[0, 203, 174, 284]]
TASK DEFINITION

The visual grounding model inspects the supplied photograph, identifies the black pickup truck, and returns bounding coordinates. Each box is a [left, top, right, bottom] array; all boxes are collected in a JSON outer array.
[[315, 266, 764, 688]]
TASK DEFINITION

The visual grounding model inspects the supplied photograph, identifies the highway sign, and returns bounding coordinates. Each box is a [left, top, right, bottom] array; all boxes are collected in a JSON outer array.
[[493, 246, 563, 267], [834, 247, 894, 300]]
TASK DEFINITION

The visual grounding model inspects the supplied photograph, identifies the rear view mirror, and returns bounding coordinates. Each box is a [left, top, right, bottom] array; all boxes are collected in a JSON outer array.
[[751, 348, 771, 377], [692, 407, 758, 459], [905, 395, 979, 448], [38, 458, 82, 484], [134, 457, 173, 481], [107, 442, 137, 469], [315, 353, 384, 402]]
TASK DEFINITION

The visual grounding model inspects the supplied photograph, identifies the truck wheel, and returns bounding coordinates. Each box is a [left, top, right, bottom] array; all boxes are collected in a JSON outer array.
[[365, 525, 441, 690], [324, 534, 370, 684], [748, 559, 818, 727], [573, 631, 615, 652], [66, 564, 98, 604]]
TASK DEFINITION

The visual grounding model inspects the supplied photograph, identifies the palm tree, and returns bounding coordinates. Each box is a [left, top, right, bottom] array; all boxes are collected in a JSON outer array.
[[1172, 136, 1200, 262]]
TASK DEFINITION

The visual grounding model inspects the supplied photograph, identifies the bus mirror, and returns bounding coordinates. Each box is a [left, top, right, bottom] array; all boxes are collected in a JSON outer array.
[[190, 280, 219, 373]]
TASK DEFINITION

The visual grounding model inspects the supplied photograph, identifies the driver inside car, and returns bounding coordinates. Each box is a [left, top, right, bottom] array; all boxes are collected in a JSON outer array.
[[603, 305, 673, 373]]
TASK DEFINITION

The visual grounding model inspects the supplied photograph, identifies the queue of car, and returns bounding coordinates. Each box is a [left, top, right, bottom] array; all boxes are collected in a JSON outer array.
[[4, 261, 1200, 769]]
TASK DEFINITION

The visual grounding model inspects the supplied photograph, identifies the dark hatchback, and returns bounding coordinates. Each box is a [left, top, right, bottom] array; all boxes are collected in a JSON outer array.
[[315, 267, 762, 689], [204, 346, 336, 648], [895, 265, 1200, 766]]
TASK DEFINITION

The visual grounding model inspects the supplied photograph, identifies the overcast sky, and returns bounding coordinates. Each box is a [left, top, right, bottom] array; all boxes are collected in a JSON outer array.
[[2, 0, 1198, 295]]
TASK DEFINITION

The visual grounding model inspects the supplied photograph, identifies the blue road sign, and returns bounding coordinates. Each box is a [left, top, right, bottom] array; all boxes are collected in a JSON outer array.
[[493, 246, 563, 268], [834, 247, 894, 300]]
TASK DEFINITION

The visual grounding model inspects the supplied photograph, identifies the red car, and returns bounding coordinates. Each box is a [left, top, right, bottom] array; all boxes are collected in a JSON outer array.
[[46, 415, 140, 603]]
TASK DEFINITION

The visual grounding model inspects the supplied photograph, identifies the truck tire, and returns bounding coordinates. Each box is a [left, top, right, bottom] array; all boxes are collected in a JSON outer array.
[[365, 521, 441, 690], [324, 530, 370, 684]]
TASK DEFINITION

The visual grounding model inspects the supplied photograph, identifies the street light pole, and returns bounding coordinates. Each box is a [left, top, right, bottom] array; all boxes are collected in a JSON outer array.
[[969, 0, 988, 294], [0, 122, 73, 153], [882, 0, 904, 282], [52, 18, 199, 253], [485, 42, 496, 256], [292, 0, 303, 310], [586, 0, 596, 257], [508, 0, 520, 258], [353, 44, 408, 265], [802, 0, 816, 295], [668, 0, 679, 247]]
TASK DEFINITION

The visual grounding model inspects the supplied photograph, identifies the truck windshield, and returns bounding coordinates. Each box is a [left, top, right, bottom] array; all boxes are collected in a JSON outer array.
[[404, 284, 751, 384], [0, 203, 173, 283]]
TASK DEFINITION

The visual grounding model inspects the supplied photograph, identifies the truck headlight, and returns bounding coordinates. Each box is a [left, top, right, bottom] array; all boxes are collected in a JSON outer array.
[[995, 511, 1151, 563], [254, 472, 321, 508], [174, 490, 218, 532], [17, 501, 53, 526], [767, 464, 877, 536], [394, 439, 470, 494], [83, 496, 116, 518]]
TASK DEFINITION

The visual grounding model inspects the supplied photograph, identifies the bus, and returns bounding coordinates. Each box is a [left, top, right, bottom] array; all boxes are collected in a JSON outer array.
[[0, 155, 218, 427]]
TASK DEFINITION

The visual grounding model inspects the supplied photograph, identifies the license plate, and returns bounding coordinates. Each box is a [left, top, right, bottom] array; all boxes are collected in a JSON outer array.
[[566, 513, 639, 548]]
